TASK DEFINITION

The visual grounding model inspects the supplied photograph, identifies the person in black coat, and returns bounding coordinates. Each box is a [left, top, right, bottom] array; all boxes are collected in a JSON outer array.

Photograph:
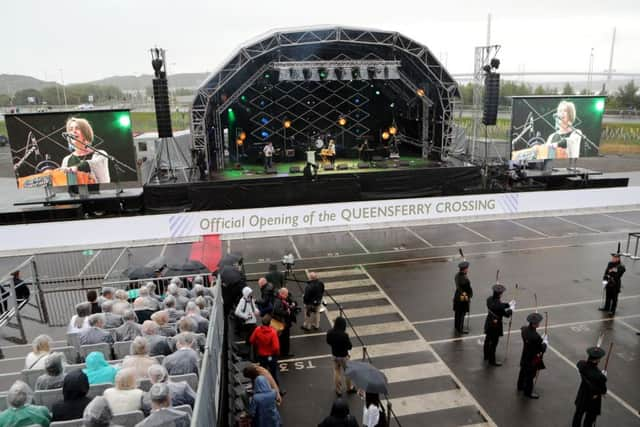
[[257, 277, 276, 315], [517, 313, 547, 399], [51, 370, 92, 422], [302, 272, 325, 331], [318, 398, 359, 427], [572, 346, 608, 427], [453, 261, 473, 334], [599, 252, 626, 315], [265, 263, 285, 289], [483, 284, 515, 366], [326, 317, 355, 396], [272, 288, 298, 358]]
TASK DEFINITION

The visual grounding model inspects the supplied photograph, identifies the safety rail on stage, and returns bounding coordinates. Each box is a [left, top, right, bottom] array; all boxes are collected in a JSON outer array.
[[623, 232, 640, 260]]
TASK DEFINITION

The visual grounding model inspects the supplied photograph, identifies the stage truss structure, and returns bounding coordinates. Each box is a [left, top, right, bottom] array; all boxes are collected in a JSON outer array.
[[191, 26, 460, 171]]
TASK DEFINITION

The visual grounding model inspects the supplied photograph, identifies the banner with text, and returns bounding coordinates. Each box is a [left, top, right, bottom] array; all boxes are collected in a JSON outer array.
[[1, 187, 639, 253]]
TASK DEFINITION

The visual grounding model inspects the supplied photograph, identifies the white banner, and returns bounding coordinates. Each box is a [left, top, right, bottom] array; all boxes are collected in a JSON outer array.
[[1, 187, 639, 254]]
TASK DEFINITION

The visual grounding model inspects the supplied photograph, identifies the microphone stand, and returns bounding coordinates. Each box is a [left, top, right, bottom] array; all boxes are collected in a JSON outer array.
[[66, 136, 130, 195]]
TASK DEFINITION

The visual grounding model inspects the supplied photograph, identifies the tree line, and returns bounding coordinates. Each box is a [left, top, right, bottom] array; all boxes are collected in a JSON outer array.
[[458, 80, 640, 110]]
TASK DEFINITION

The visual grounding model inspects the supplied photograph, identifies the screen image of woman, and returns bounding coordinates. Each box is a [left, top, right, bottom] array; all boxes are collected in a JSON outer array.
[[545, 100, 582, 169], [61, 117, 111, 184]]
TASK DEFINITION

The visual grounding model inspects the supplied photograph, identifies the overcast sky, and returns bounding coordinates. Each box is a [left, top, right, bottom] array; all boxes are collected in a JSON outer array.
[[2, 0, 639, 84]]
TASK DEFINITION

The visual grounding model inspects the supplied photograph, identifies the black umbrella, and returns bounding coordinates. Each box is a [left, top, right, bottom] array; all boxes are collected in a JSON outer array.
[[164, 259, 210, 277], [124, 265, 156, 281], [220, 265, 242, 286], [345, 361, 388, 394], [218, 252, 243, 268]]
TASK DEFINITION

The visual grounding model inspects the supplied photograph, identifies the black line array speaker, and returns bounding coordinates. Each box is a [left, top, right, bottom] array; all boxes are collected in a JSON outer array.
[[482, 72, 500, 126], [323, 164, 334, 171], [289, 166, 301, 173], [358, 162, 370, 169], [336, 164, 349, 170], [152, 78, 173, 138], [265, 167, 277, 174]]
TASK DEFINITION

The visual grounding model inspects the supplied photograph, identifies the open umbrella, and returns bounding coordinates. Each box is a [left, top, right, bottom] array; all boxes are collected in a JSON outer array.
[[345, 360, 388, 394], [218, 252, 243, 268], [220, 265, 242, 286], [123, 265, 156, 281], [164, 259, 210, 277]]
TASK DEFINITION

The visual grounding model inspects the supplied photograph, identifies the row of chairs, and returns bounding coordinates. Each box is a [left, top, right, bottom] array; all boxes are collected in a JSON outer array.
[[0, 373, 197, 411], [49, 404, 193, 427]]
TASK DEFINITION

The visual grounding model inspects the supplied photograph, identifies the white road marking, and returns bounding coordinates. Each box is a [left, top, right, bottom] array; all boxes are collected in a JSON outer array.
[[289, 236, 302, 259], [509, 219, 548, 237], [556, 216, 601, 233], [457, 223, 492, 242], [324, 278, 373, 289], [382, 362, 450, 383], [404, 226, 433, 247], [349, 231, 370, 253], [389, 389, 475, 417]]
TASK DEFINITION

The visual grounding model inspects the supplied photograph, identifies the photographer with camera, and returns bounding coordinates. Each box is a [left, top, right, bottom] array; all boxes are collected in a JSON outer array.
[[272, 288, 299, 358], [266, 264, 285, 289], [302, 272, 325, 332], [281, 253, 295, 283]]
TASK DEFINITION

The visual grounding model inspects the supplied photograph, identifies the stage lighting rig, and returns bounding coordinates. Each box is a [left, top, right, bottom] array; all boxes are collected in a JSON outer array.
[[351, 67, 361, 80], [303, 68, 312, 80]]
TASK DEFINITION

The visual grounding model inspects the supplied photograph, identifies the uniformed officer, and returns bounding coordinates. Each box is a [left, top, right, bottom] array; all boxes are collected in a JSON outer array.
[[483, 284, 514, 366], [453, 261, 473, 334], [599, 251, 626, 316], [517, 312, 547, 399], [572, 346, 607, 427]]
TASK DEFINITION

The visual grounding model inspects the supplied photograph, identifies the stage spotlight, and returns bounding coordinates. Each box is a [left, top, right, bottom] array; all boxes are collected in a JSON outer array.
[[283, 120, 292, 128], [382, 131, 390, 140], [375, 90, 380, 95], [303, 68, 312, 80], [367, 66, 376, 79], [236, 138, 243, 146], [351, 67, 360, 80], [389, 126, 397, 135], [482, 64, 492, 73], [240, 95, 247, 102], [338, 117, 347, 126], [490, 58, 500, 70], [416, 88, 425, 97], [239, 131, 247, 140], [318, 67, 328, 81], [335, 67, 344, 80]]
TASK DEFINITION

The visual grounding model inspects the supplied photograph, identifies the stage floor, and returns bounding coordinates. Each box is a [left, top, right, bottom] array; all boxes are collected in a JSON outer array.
[[215, 155, 435, 180]]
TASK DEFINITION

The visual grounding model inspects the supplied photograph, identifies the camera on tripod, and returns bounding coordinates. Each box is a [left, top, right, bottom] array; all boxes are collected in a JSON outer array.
[[282, 252, 295, 270]]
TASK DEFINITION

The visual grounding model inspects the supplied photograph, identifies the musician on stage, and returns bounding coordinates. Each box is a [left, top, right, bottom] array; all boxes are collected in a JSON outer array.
[[358, 139, 370, 162], [263, 141, 274, 170], [327, 139, 336, 165], [61, 117, 110, 184]]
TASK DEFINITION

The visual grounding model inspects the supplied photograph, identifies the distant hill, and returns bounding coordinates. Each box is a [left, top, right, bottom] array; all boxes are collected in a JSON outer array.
[[0, 72, 209, 94]]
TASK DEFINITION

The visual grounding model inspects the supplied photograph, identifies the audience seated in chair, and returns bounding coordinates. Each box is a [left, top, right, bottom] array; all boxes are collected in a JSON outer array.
[[103, 368, 144, 415], [79, 314, 114, 346], [51, 370, 92, 422], [166, 284, 189, 311], [142, 365, 197, 414], [35, 352, 66, 391], [121, 337, 159, 380], [150, 311, 176, 337], [67, 303, 91, 334], [114, 310, 142, 342], [145, 283, 163, 305], [141, 321, 172, 357], [162, 296, 184, 324], [101, 300, 124, 329], [185, 302, 209, 334], [136, 382, 191, 427], [25, 335, 55, 371], [193, 296, 210, 320], [0, 380, 51, 427], [82, 396, 116, 427], [111, 289, 131, 316], [133, 286, 161, 312], [176, 318, 205, 353], [87, 290, 102, 315], [162, 333, 199, 376], [97, 287, 115, 308], [82, 351, 118, 385]]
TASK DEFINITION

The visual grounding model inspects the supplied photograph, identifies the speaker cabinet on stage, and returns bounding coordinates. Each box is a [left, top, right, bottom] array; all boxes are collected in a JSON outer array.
[[265, 167, 277, 174], [482, 72, 500, 126], [323, 164, 334, 171], [358, 162, 370, 169], [289, 166, 301, 173], [337, 164, 349, 170], [398, 160, 410, 167], [152, 78, 173, 138]]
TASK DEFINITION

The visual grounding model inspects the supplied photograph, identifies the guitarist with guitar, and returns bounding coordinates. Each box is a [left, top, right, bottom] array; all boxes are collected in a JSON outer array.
[[517, 312, 547, 399]]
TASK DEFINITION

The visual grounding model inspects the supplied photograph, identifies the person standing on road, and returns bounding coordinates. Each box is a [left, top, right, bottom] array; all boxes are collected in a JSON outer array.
[[326, 316, 356, 397], [483, 284, 514, 366], [302, 272, 325, 331], [599, 251, 625, 316], [517, 313, 547, 399], [572, 347, 607, 427], [453, 261, 473, 334]]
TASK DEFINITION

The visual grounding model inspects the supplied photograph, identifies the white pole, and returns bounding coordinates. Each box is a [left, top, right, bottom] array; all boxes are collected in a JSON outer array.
[[486, 13, 492, 47], [605, 27, 616, 94], [587, 48, 594, 94], [59, 69, 67, 107]]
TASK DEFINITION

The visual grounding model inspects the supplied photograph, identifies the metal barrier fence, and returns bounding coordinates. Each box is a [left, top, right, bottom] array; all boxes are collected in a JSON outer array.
[[192, 280, 224, 427]]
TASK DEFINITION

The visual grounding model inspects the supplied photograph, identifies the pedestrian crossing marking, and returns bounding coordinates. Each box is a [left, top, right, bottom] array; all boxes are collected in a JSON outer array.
[[317, 268, 363, 278], [382, 362, 450, 383], [352, 321, 412, 337], [352, 340, 429, 359], [326, 304, 397, 322], [389, 389, 475, 417], [331, 291, 386, 303], [324, 278, 373, 289]]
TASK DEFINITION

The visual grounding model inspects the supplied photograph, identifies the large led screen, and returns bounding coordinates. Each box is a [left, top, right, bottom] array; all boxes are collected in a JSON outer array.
[[510, 96, 606, 162], [5, 109, 138, 189]]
